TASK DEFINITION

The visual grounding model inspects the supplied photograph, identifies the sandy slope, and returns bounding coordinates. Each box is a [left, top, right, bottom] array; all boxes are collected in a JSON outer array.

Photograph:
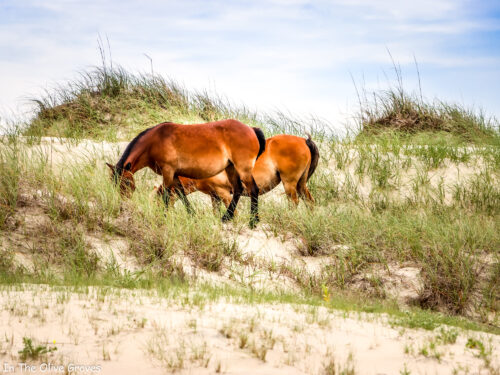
[[5, 136, 484, 302], [1, 285, 498, 375], [1, 137, 498, 374]]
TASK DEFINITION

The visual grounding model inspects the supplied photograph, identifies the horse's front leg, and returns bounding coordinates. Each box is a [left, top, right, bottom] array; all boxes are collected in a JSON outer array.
[[154, 184, 176, 208], [172, 176, 194, 215], [159, 168, 177, 209], [209, 193, 222, 214]]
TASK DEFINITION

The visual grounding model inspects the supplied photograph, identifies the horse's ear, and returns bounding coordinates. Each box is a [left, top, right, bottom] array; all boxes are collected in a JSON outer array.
[[124, 162, 132, 171], [106, 163, 115, 172]]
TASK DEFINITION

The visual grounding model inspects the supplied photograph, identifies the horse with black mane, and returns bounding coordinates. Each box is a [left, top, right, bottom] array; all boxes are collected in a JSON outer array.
[[106, 119, 266, 227]]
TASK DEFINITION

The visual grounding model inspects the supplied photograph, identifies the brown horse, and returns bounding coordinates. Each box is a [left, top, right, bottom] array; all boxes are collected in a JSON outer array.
[[157, 134, 319, 210], [106, 119, 266, 227]]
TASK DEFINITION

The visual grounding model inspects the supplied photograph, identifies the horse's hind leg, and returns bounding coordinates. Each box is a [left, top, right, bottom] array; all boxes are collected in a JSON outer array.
[[221, 164, 243, 222], [300, 186, 314, 205], [280, 167, 303, 206], [236, 166, 260, 227], [172, 176, 194, 215], [160, 168, 193, 214], [297, 168, 315, 205], [211, 188, 232, 213], [247, 176, 259, 227], [282, 178, 300, 206], [218, 189, 232, 209]]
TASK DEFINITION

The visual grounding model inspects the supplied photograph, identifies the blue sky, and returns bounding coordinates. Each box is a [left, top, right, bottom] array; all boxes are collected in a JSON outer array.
[[1, 0, 499, 131]]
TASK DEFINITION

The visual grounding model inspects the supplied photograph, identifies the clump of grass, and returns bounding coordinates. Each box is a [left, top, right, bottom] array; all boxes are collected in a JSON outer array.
[[0, 249, 16, 275], [403, 144, 471, 169], [418, 243, 481, 314], [24, 58, 261, 141], [28, 65, 191, 139], [23, 50, 328, 141], [453, 169, 500, 215], [464, 336, 499, 372], [18, 337, 57, 361], [58, 227, 100, 277], [436, 327, 459, 345], [182, 217, 238, 272], [291, 207, 338, 256], [482, 260, 500, 315], [361, 147, 398, 189], [418, 338, 442, 361], [28, 220, 100, 278], [355, 61, 499, 144], [307, 170, 340, 204], [126, 201, 177, 265], [360, 93, 498, 141], [264, 110, 332, 139], [323, 352, 357, 375], [126, 189, 238, 274], [147, 329, 211, 371]]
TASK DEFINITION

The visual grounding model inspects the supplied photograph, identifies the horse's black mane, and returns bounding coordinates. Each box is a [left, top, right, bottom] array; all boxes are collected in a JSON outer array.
[[115, 126, 154, 172], [115, 122, 173, 172]]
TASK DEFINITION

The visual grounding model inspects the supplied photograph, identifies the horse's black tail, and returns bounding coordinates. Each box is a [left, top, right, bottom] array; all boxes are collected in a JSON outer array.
[[252, 127, 266, 158], [305, 133, 319, 180]]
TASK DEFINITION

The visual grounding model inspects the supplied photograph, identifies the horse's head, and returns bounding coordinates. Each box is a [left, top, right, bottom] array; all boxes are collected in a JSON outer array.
[[106, 162, 136, 197]]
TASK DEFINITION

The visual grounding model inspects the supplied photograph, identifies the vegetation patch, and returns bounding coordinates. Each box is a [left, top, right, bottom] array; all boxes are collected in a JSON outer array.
[[355, 65, 499, 145], [18, 337, 57, 361]]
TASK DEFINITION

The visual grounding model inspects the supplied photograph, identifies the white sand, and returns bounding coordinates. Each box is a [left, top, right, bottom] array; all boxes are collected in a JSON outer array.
[[1, 285, 498, 375]]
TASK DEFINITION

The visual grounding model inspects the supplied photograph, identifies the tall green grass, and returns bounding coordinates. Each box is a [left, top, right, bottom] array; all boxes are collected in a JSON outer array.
[[2, 123, 499, 322], [24, 57, 261, 140], [263, 136, 499, 318], [2, 57, 499, 325], [0, 145, 20, 228], [0, 139, 243, 283]]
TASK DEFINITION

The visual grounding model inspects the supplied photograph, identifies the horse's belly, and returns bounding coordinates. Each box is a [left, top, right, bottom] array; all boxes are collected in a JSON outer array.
[[176, 158, 228, 179], [170, 136, 230, 179]]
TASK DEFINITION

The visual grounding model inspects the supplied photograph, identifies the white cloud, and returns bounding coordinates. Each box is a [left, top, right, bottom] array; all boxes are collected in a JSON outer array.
[[1, 0, 499, 129]]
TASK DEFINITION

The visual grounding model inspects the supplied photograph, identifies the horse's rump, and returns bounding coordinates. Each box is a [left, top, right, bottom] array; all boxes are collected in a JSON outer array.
[[174, 134, 315, 199]]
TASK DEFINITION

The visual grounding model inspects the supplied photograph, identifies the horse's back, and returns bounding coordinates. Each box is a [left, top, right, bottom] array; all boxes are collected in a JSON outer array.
[[216, 119, 261, 157], [156, 119, 256, 148], [152, 119, 259, 179]]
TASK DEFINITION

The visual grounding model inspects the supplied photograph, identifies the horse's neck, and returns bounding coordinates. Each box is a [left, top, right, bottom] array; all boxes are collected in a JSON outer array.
[[128, 145, 150, 174]]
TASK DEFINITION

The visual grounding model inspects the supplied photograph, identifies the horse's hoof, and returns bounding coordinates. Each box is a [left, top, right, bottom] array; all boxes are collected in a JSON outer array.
[[221, 214, 232, 222], [249, 216, 259, 229]]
